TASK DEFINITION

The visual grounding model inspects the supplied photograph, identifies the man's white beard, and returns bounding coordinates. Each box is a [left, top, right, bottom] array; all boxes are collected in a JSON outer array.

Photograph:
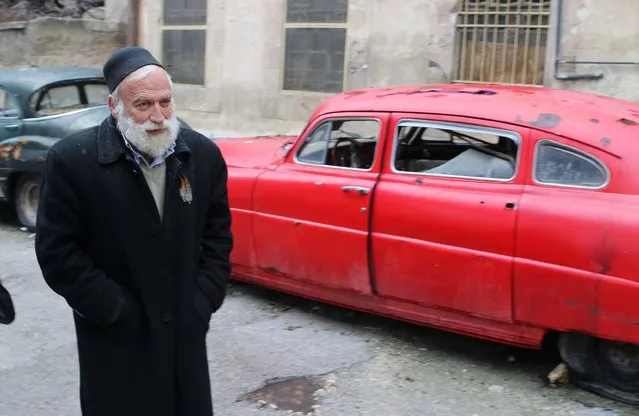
[[115, 109, 180, 160]]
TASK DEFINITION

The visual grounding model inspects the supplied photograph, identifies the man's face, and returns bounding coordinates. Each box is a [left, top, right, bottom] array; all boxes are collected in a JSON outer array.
[[109, 67, 180, 159], [117, 67, 173, 127]]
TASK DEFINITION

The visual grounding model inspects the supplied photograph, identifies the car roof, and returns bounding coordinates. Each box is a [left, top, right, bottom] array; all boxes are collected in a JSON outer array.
[[0, 66, 104, 96], [315, 83, 639, 158]]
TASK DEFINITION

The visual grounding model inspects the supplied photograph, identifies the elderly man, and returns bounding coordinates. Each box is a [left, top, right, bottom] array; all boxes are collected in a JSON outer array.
[[34, 47, 233, 416]]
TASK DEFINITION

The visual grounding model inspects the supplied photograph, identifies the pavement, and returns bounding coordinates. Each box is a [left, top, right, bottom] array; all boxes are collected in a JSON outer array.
[[0, 204, 636, 416]]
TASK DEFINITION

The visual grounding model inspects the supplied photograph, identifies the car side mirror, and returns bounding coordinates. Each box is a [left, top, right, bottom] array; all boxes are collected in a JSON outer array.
[[0, 281, 15, 325]]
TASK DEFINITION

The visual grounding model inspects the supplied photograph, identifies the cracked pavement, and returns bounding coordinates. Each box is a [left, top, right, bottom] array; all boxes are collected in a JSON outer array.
[[0, 204, 636, 416]]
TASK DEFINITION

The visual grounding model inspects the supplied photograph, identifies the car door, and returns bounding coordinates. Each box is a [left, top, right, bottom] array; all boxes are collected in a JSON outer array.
[[0, 86, 23, 141], [251, 112, 390, 295], [370, 114, 529, 322], [513, 131, 624, 336]]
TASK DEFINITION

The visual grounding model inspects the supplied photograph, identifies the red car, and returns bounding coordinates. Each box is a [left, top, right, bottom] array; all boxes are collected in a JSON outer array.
[[214, 84, 639, 405]]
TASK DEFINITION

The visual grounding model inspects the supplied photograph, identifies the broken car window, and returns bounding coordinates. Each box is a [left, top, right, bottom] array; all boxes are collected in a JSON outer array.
[[393, 121, 519, 180], [534, 141, 608, 188], [296, 119, 381, 170]]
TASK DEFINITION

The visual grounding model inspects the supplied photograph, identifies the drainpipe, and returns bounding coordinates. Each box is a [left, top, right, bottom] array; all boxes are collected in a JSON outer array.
[[554, 0, 603, 80], [129, 0, 140, 47], [554, 0, 639, 80]]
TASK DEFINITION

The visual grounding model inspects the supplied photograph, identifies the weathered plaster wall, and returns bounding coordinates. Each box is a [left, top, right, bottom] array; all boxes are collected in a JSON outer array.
[[140, 0, 460, 135], [549, 0, 639, 103], [105, 0, 129, 23], [0, 17, 124, 69], [138, 0, 639, 135]]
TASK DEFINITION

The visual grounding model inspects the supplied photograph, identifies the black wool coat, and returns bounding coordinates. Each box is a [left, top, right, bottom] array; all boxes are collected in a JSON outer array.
[[34, 116, 233, 416]]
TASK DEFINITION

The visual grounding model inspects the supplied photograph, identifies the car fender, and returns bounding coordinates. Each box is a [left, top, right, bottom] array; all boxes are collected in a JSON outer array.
[[0, 135, 58, 174]]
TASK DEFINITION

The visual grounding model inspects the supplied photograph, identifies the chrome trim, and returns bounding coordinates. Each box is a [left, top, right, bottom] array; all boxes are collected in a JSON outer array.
[[532, 139, 611, 190], [22, 105, 107, 122], [292, 117, 382, 172], [389, 119, 522, 183], [342, 185, 370, 195]]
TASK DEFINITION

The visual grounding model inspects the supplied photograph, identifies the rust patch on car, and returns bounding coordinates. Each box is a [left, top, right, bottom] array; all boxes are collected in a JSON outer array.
[[594, 228, 613, 275], [564, 300, 602, 316], [12, 145, 22, 160], [601, 137, 612, 147], [0, 142, 27, 161], [344, 90, 366, 98], [0, 144, 14, 160], [378, 88, 497, 98], [529, 113, 562, 128], [618, 118, 637, 126]]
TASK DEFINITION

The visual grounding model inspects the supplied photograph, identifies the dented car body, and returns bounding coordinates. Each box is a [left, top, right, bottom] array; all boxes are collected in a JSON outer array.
[[215, 84, 639, 405]]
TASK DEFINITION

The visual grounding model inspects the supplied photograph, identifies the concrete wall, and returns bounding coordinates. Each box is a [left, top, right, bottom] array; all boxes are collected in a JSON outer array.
[[548, 0, 639, 102], [105, 0, 130, 23], [137, 0, 639, 135], [0, 17, 125, 70]]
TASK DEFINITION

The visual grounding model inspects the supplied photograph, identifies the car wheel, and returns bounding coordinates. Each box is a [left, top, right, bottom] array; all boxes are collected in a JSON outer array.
[[14, 173, 41, 232], [559, 332, 639, 405]]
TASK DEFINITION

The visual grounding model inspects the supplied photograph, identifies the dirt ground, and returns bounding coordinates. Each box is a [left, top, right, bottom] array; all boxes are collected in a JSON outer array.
[[0, 203, 636, 415]]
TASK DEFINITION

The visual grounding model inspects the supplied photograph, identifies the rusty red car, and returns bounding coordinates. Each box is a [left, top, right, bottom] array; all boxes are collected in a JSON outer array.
[[214, 83, 639, 405]]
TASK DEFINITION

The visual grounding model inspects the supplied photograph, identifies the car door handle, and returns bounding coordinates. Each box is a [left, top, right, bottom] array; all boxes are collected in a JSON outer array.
[[4, 124, 19, 130], [342, 185, 370, 195]]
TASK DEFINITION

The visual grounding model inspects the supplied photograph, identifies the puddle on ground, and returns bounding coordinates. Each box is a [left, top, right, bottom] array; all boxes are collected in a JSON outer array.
[[241, 375, 327, 413]]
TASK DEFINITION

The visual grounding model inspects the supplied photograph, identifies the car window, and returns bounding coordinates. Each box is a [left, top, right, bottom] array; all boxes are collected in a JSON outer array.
[[534, 140, 608, 188], [34, 85, 83, 116], [393, 120, 519, 181], [0, 88, 20, 118], [84, 83, 110, 105], [296, 119, 381, 170]]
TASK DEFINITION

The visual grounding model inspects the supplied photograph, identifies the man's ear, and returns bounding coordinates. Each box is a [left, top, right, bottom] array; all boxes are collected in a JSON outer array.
[[108, 95, 117, 118]]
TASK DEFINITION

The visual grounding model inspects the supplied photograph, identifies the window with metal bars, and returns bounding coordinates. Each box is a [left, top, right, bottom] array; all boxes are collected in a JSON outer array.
[[282, 0, 348, 93], [453, 0, 551, 85], [161, 0, 207, 86]]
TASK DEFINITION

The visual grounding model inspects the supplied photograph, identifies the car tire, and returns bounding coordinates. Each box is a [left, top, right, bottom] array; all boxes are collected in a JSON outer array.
[[14, 173, 41, 232], [559, 332, 639, 405]]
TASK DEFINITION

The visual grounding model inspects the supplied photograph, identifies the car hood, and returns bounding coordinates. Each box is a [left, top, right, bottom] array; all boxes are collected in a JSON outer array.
[[213, 135, 298, 168]]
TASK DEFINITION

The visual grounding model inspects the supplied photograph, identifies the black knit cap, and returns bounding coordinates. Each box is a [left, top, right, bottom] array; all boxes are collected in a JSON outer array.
[[102, 46, 165, 93]]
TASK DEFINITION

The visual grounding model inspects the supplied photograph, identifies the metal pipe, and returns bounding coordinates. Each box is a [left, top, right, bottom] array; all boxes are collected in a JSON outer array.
[[129, 0, 140, 47], [554, 0, 639, 80], [559, 60, 639, 66], [554, 0, 604, 80]]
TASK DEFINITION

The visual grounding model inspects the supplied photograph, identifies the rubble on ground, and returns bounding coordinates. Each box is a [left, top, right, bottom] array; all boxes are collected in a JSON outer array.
[[0, 0, 104, 22]]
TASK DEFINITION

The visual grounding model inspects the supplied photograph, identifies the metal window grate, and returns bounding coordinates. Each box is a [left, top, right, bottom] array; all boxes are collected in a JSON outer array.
[[454, 0, 551, 85], [282, 0, 349, 93]]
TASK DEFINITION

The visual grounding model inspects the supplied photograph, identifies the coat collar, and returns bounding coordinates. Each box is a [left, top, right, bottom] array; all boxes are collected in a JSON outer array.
[[97, 116, 191, 165]]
